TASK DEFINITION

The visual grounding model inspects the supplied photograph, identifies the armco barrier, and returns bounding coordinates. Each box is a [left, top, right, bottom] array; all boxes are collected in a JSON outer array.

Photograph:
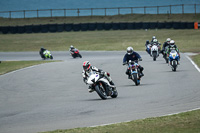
[[0, 22, 197, 34]]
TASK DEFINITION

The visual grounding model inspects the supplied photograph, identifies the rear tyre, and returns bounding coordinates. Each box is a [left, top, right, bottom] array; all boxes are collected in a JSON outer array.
[[111, 89, 118, 98], [79, 54, 82, 58]]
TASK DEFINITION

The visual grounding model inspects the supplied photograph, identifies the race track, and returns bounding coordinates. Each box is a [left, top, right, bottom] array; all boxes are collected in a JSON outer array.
[[0, 51, 200, 133]]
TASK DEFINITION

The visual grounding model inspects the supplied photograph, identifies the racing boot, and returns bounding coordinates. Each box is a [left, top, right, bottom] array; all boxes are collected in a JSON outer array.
[[88, 86, 94, 93], [109, 81, 116, 91]]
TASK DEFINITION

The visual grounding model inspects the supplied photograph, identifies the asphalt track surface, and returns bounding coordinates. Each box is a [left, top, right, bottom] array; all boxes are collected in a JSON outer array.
[[0, 51, 200, 133]]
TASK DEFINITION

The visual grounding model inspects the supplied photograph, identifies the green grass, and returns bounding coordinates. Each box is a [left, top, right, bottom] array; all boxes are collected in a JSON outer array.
[[0, 29, 200, 53], [191, 54, 200, 67], [0, 14, 200, 26], [0, 60, 57, 75], [40, 109, 200, 133]]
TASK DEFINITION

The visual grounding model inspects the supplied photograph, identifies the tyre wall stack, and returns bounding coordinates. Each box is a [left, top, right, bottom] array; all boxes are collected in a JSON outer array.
[[0, 22, 195, 34]]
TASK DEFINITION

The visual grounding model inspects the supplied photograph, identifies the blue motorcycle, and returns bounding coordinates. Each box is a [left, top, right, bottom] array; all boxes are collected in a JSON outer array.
[[168, 50, 180, 71]]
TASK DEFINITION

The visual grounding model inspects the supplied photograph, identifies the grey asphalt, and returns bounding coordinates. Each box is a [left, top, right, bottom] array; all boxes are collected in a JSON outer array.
[[0, 51, 200, 133]]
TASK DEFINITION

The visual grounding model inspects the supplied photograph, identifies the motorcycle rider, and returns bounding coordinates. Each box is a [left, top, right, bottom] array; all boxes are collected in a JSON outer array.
[[69, 45, 75, 55], [167, 40, 180, 60], [162, 38, 171, 55], [145, 40, 151, 54], [123, 47, 144, 79], [39, 47, 47, 58], [82, 61, 116, 93], [151, 39, 161, 52], [151, 36, 156, 43]]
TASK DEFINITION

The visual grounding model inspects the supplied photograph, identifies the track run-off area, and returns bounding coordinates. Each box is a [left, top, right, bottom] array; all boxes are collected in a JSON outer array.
[[0, 51, 200, 133]]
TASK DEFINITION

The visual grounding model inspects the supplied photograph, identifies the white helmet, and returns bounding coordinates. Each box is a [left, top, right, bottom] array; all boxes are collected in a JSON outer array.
[[170, 40, 175, 46], [166, 38, 171, 44], [153, 39, 158, 43], [127, 47, 133, 55]]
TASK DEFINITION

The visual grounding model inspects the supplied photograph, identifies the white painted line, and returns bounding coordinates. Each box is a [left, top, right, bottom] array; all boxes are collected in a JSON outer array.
[[90, 107, 200, 128], [185, 54, 200, 73]]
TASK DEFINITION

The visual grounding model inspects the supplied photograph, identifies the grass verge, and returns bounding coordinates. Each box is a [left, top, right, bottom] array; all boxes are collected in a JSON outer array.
[[0, 29, 200, 53], [0, 14, 200, 26], [0, 60, 58, 75], [191, 54, 200, 67], [41, 109, 200, 133]]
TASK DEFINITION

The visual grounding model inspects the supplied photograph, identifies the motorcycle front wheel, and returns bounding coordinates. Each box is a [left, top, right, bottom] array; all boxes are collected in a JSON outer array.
[[95, 83, 107, 100], [132, 73, 139, 86], [153, 51, 157, 61]]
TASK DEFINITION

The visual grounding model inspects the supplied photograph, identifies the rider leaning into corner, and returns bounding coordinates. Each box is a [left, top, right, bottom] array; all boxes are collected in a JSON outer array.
[[39, 47, 47, 58], [82, 61, 116, 93], [69, 45, 75, 55], [123, 47, 144, 79]]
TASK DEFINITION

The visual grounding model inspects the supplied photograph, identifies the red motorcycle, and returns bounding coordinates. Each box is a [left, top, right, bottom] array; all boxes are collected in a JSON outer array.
[[71, 49, 82, 58]]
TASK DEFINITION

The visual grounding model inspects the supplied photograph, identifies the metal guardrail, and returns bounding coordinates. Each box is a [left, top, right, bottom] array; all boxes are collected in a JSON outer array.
[[0, 4, 199, 19]]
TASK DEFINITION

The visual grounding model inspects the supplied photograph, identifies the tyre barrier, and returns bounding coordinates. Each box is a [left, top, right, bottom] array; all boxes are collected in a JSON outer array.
[[65, 24, 73, 31], [57, 24, 65, 32], [96, 23, 104, 30], [41, 25, 49, 33], [81, 23, 88, 31], [73, 24, 81, 31], [49, 24, 57, 32], [88, 23, 96, 31], [0, 22, 196, 34]]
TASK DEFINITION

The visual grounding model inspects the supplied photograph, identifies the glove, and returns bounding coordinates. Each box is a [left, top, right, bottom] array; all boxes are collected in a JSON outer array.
[[83, 78, 88, 84], [139, 58, 142, 61]]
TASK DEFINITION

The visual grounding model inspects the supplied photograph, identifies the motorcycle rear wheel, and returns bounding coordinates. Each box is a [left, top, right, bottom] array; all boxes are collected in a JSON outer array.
[[111, 89, 118, 98]]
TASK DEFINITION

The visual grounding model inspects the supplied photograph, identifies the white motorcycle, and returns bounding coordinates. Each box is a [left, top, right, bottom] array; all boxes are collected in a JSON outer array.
[[87, 71, 118, 100], [151, 44, 159, 61]]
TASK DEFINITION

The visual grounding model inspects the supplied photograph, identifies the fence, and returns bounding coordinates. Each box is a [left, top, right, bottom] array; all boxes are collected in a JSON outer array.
[[0, 4, 199, 19], [0, 22, 195, 34]]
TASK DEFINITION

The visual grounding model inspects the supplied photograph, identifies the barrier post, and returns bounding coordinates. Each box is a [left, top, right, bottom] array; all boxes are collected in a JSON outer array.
[[194, 22, 198, 29]]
